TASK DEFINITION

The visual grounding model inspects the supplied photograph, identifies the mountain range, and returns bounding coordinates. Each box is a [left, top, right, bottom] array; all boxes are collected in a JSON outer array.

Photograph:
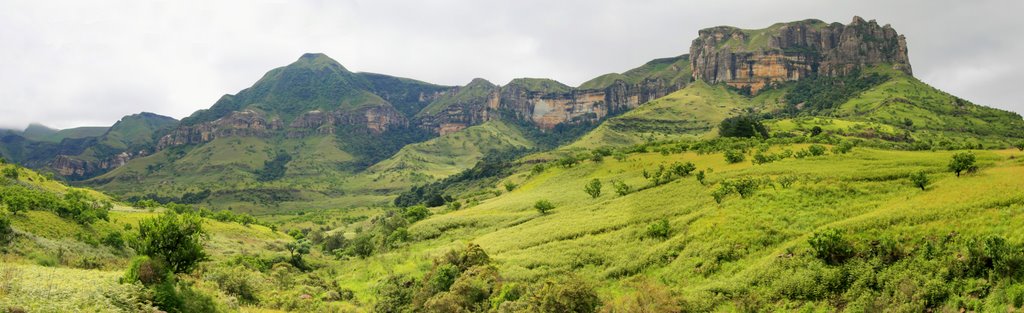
[[2, 16, 1021, 212]]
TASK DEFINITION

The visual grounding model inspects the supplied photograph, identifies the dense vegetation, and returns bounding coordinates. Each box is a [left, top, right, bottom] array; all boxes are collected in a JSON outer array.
[[782, 70, 890, 115]]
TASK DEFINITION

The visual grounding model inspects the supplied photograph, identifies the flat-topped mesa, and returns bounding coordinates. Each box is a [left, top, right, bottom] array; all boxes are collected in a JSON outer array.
[[690, 16, 912, 93]]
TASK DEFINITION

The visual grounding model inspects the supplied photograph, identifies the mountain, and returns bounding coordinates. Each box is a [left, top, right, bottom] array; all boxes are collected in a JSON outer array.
[[0, 113, 178, 179]]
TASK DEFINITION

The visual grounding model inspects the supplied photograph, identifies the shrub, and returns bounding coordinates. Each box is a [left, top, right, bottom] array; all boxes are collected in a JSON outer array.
[[696, 170, 706, 185], [557, 156, 579, 168], [777, 175, 797, 188], [910, 171, 930, 190], [603, 280, 680, 313], [611, 180, 632, 196], [2, 167, 18, 180], [534, 200, 554, 215], [731, 177, 760, 198], [832, 141, 855, 154], [102, 231, 125, 249], [646, 219, 671, 239], [807, 144, 827, 156], [447, 201, 462, 211], [504, 181, 518, 192], [1, 187, 32, 216], [808, 228, 854, 265], [948, 152, 978, 177], [402, 205, 431, 223], [724, 150, 745, 164], [584, 179, 602, 199], [122, 256, 168, 286], [0, 213, 12, 242], [719, 115, 769, 138], [533, 277, 602, 313], [1015, 141, 1024, 151], [132, 211, 208, 274], [531, 164, 546, 175], [374, 275, 416, 313], [57, 190, 110, 224], [205, 265, 264, 304], [671, 162, 696, 177], [810, 126, 823, 137]]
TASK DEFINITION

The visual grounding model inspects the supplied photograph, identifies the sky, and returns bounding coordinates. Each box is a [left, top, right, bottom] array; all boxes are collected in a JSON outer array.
[[0, 0, 1021, 130]]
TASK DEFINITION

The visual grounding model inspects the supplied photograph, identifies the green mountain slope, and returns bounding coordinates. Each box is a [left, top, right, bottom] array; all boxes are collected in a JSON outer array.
[[579, 55, 691, 90]]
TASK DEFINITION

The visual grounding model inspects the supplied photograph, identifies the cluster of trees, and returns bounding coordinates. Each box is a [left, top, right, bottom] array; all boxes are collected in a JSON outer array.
[[374, 243, 603, 313], [257, 150, 292, 182], [719, 115, 769, 138], [0, 183, 111, 224], [782, 70, 889, 115], [302, 205, 432, 260], [395, 148, 528, 208], [126, 189, 212, 205], [801, 228, 1024, 310]]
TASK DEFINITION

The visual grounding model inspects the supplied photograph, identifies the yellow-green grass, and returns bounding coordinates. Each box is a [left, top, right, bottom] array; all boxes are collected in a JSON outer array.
[[570, 81, 756, 148], [0, 263, 154, 313], [341, 145, 1024, 308]]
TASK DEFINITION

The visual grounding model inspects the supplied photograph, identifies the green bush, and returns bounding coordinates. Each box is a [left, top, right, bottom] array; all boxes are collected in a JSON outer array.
[[402, 205, 431, 222], [832, 141, 855, 154], [646, 219, 671, 239], [0, 213, 12, 242], [374, 275, 416, 313], [122, 256, 168, 286], [807, 144, 827, 156], [724, 150, 745, 164], [532, 277, 602, 313], [948, 152, 978, 177], [534, 200, 554, 215], [2, 167, 18, 179], [102, 231, 125, 249], [583, 179, 602, 199], [131, 211, 208, 274], [910, 171, 930, 190], [808, 228, 854, 265], [504, 181, 518, 192], [206, 265, 264, 304], [611, 180, 632, 196]]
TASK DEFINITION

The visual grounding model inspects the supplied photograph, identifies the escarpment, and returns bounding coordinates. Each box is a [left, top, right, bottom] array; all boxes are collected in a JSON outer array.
[[690, 16, 911, 93]]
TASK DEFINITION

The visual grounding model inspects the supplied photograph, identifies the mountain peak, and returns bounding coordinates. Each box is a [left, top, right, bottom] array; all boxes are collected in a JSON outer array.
[[290, 53, 348, 72]]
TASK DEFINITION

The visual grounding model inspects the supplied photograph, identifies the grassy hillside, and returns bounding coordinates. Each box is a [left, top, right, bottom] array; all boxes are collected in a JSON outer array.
[[343, 138, 1024, 311], [579, 55, 691, 90], [350, 120, 535, 194], [570, 81, 770, 148]]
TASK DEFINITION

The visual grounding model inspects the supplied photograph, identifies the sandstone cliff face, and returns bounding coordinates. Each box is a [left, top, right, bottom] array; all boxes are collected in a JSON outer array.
[[416, 78, 683, 132], [286, 105, 408, 137], [157, 110, 283, 150], [690, 16, 911, 93], [51, 151, 145, 178]]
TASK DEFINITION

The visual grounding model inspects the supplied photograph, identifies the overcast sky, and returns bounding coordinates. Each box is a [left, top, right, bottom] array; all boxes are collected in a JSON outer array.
[[1, 0, 1021, 130]]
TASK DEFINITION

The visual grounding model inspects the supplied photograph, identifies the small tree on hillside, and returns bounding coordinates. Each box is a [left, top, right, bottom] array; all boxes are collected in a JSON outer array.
[[1015, 141, 1024, 151], [948, 152, 978, 177], [534, 200, 554, 215], [724, 150, 745, 164], [132, 211, 208, 274], [584, 179, 602, 199], [2, 167, 18, 180], [611, 180, 632, 196], [910, 171, 930, 190]]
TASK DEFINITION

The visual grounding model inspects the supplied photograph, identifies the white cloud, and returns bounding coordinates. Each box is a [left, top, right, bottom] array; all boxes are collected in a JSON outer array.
[[0, 0, 1021, 129]]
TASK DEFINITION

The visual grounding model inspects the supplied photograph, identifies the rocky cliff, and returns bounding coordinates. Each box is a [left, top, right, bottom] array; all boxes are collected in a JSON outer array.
[[690, 17, 911, 93]]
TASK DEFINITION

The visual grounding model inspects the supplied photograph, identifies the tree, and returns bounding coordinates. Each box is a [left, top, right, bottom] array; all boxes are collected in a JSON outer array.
[[132, 211, 208, 274], [646, 219, 670, 239], [1015, 141, 1024, 151], [910, 171, 930, 190], [2, 167, 18, 180], [724, 150, 745, 164], [948, 152, 977, 177], [504, 181, 518, 192], [696, 170, 706, 185], [611, 180, 632, 196], [808, 228, 854, 265], [2, 188, 32, 216], [534, 200, 554, 215], [583, 179, 602, 199], [286, 239, 311, 270], [671, 162, 696, 177], [533, 277, 602, 313], [719, 115, 769, 138], [810, 126, 823, 137], [807, 144, 827, 156]]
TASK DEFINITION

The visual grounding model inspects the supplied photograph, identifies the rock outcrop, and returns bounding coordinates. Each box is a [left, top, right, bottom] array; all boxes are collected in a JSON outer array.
[[157, 110, 283, 149], [690, 17, 911, 93], [52, 151, 146, 178]]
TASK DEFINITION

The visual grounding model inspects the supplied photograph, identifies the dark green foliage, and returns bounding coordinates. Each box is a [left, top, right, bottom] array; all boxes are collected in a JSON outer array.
[[102, 231, 125, 249], [831, 141, 855, 154], [286, 239, 312, 270], [810, 126, 823, 136], [784, 71, 889, 115], [348, 234, 374, 258], [646, 219, 671, 239], [696, 170, 706, 185], [0, 186, 31, 216], [132, 211, 208, 274], [122, 256, 168, 286], [777, 175, 797, 188], [531, 277, 602, 313], [374, 275, 417, 313], [808, 228, 854, 265], [57, 190, 110, 224], [394, 149, 528, 207], [0, 213, 12, 242], [611, 180, 632, 196], [2, 167, 18, 180], [910, 171, 930, 190], [557, 155, 580, 168], [205, 266, 262, 304], [712, 177, 764, 203], [671, 161, 696, 177], [503, 181, 518, 192], [402, 205, 430, 223], [584, 179, 602, 199], [534, 200, 554, 214], [807, 144, 827, 156], [719, 115, 769, 138], [724, 150, 745, 163], [1015, 141, 1024, 151], [948, 152, 978, 177], [337, 125, 434, 169], [256, 150, 291, 182]]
